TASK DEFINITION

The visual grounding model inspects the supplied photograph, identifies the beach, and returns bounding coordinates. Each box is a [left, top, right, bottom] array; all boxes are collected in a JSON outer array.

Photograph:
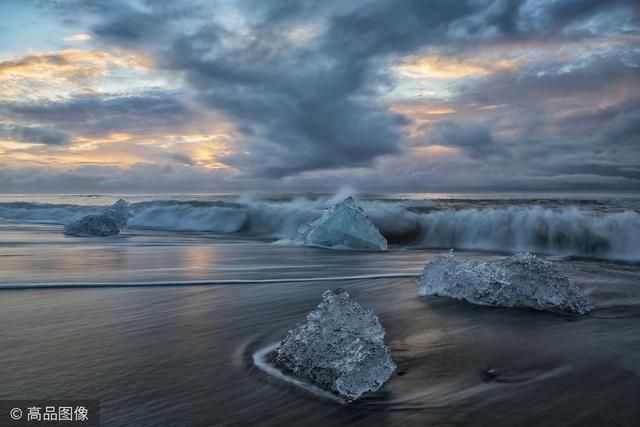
[[1, 195, 639, 425]]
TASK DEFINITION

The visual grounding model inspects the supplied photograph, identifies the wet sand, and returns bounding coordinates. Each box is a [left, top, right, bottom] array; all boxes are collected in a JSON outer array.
[[1, 267, 639, 426]]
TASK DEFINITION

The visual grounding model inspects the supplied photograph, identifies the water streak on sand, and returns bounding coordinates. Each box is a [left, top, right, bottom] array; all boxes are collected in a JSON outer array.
[[0, 272, 421, 290], [253, 343, 346, 403]]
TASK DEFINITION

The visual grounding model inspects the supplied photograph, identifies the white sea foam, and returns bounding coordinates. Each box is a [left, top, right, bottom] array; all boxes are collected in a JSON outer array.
[[410, 207, 640, 261], [128, 204, 247, 233], [253, 343, 346, 403], [0, 195, 638, 261]]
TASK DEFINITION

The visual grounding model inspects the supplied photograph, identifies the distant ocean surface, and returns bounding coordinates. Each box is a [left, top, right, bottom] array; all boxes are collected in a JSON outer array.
[[0, 193, 639, 426]]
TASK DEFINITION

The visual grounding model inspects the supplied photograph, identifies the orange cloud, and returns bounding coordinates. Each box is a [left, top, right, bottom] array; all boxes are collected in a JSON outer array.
[[393, 56, 522, 80], [412, 145, 459, 155], [1, 127, 236, 171], [0, 49, 153, 100], [392, 105, 456, 116], [0, 49, 149, 79], [63, 33, 93, 42], [287, 25, 320, 45]]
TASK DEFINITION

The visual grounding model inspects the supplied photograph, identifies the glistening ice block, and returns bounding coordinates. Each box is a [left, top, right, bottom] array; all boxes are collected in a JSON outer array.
[[275, 289, 396, 401], [418, 251, 592, 314], [297, 196, 387, 251], [64, 199, 132, 237]]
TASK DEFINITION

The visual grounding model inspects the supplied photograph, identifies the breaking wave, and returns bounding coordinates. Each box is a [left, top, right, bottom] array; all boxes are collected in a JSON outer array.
[[0, 195, 638, 261], [0, 202, 96, 224], [409, 207, 640, 262]]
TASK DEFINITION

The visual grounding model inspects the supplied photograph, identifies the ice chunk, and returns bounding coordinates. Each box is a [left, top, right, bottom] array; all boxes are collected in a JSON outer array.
[[275, 289, 396, 401], [64, 199, 133, 237], [297, 196, 387, 251], [418, 251, 592, 314], [105, 199, 132, 228]]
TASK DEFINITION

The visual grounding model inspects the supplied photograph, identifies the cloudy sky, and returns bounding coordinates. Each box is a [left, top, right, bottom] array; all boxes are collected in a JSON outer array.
[[0, 0, 638, 193]]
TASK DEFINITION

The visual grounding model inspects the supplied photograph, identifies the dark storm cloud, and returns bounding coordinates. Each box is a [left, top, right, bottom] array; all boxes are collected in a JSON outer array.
[[161, 19, 410, 176], [544, 97, 640, 164], [441, 46, 640, 165], [0, 123, 71, 145], [459, 52, 640, 107], [19, 0, 640, 191], [86, 0, 640, 179], [159, 152, 195, 166], [74, 0, 498, 177], [552, 97, 640, 139], [543, 163, 640, 180], [93, 9, 166, 45], [481, 0, 639, 38], [485, 0, 523, 35], [1, 92, 196, 137], [595, 102, 640, 150], [0, 163, 231, 193], [531, 0, 639, 32], [429, 122, 501, 159], [322, 0, 479, 56]]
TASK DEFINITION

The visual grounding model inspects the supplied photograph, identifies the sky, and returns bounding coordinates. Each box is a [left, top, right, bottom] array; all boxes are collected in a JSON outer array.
[[0, 0, 638, 193]]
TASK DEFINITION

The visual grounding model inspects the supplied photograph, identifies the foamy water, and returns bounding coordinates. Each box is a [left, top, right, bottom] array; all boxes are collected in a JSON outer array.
[[0, 193, 638, 261]]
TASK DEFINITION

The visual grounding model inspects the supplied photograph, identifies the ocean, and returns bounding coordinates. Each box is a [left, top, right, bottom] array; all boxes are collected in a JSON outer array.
[[0, 192, 639, 426]]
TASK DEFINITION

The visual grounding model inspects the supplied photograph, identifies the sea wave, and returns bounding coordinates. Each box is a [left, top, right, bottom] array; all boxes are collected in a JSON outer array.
[[0, 196, 638, 261], [129, 202, 248, 233], [0, 202, 96, 224], [408, 207, 640, 262]]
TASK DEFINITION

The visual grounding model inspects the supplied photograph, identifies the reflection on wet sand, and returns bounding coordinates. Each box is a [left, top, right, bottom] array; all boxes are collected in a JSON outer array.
[[0, 226, 639, 426]]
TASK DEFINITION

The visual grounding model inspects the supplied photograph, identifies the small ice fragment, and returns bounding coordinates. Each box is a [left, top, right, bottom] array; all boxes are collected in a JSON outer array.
[[417, 251, 592, 314], [64, 199, 133, 237], [481, 367, 500, 382], [275, 289, 396, 401], [297, 196, 387, 251]]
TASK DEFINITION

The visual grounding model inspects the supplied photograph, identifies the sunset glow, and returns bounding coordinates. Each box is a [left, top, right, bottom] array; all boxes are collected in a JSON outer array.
[[0, 0, 637, 192]]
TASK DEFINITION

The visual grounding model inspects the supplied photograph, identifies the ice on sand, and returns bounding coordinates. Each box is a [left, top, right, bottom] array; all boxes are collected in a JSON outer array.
[[297, 196, 387, 251], [64, 199, 133, 237], [418, 251, 592, 314], [275, 289, 396, 401]]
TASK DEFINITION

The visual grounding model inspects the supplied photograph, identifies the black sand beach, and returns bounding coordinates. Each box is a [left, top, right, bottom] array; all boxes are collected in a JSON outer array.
[[1, 224, 639, 426]]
